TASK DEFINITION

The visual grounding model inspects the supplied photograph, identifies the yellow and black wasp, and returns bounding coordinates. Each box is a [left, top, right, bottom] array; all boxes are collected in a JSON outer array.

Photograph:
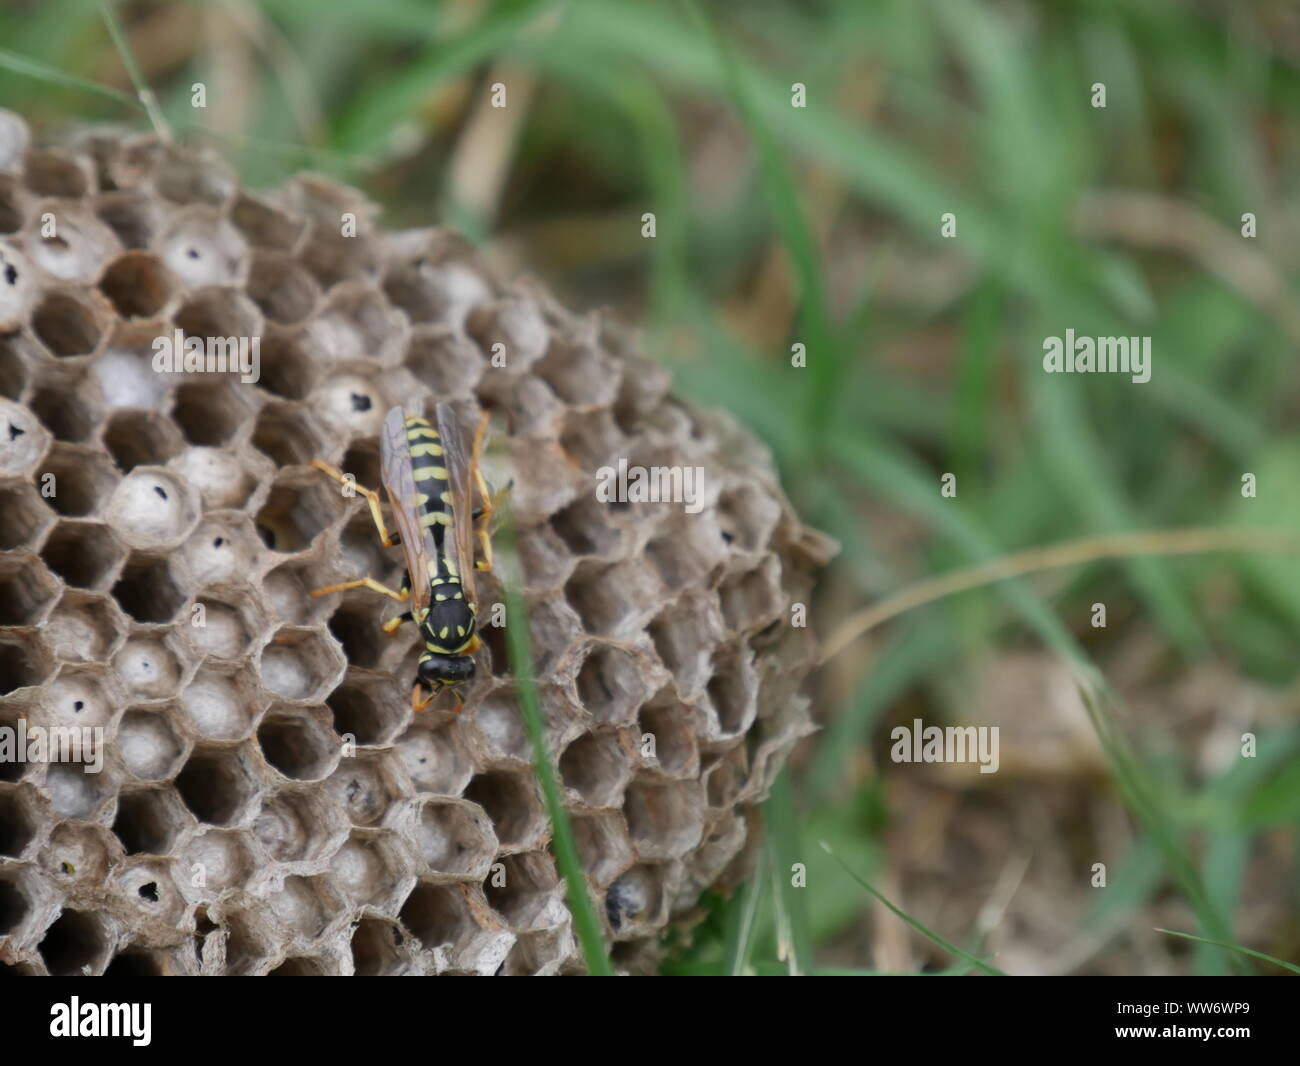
[[310, 403, 496, 713]]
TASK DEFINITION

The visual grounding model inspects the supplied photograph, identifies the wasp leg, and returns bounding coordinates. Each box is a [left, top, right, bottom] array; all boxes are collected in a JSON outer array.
[[382, 612, 412, 635], [412, 683, 435, 714], [310, 459, 398, 548], [311, 576, 410, 603]]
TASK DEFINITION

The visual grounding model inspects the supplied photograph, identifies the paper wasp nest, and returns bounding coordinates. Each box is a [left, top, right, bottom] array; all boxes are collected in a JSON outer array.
[[0, 113, 831, 975]]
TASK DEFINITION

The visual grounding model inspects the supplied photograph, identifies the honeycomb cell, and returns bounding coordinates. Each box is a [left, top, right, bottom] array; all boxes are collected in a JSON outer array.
[[560, 730, 633, 808], [262, 553, 337, 627], [174, 745, 262, 827], [103, 410, 182, 470], [399, 881, 511, 974], [38, 908, 111, 976], [464, 770, 547, 852], [42, 590, 128, 663], [111, 552, 186, 623], [257, 705, 341, 782], [212, 909, 274, 976], [535, 336, 620, 408], [299, 228, 382, 290], [40, 663, 122, 730], [170, 380, 251, 448], [326, 751, 405, 829], [329, 672, 409, 749], [177, 827, 255, 895], [604, 865, 665, 934], [566, 558, 661, 640], [174, 286, 262, 349], [329, 830, 412, 912], [350, 915, 412, 976], [403, 325, 485, 397], [154, 147, 237, 207], [638, 696, 701, 778], [306, 283, 407, 367], [258, 626, 346, 702], [0, 174, 27, 234], [117, 859, 187, 925], [178, 516, 261, 586], [383, 255, 493, 328], [45, 758, 118, 820], [251, 401, 328, 468], [576, 642, 659, 726], [0, 482, 51, 549], [571, 811, 635, 887], [719, 554, 785, 633], [0, 243, 38, 331], [104, 466, 199, 550], [37, 444, 118, 517], [0, 397, 51, 477], [647, 593, 725, 698], [0, 866, 39, 939], [168, 445, 258, 509], [253, 331, 317, 400], [230, 192, 307, 252], [248, 251, 321, 325], [413, 798, 497, 878], [0, 629, 55, 695], [29, 381, 98, 443], [156, 206, 247, 286], [707, 643, 759, 737], [254, 471, 342, 554], [23, 150, 92, 198], [98, 250, 177, 319], [94, 190, 163, 249], [183, 588, 264, 660], [42, 820, 115, 887], [467, 295, 550, 375], [394, 718, 474, 796], [0, 552, 58, 626], [0, 785, 40, 858], [254, 787, 347, 864], [117, 706, 188, 781], [266, 873, 340, 941], [483, 851, 563, 932], [40, 520, 124, 591], [24, 199, 119, 281], [180, 662, 261, 740], [113, 633, 190, 700], [112, 785, 191, 855], [31, 287, 109, 357], [623, 777, 704, 860], [268, 955, 331, 976]]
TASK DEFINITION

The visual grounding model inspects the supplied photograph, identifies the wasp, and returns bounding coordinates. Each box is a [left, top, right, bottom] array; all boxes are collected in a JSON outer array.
[[310, 403, 496, 713]]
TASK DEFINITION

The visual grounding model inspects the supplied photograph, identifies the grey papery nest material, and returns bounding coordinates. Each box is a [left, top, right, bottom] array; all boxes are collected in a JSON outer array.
[[0, 111, 833, 975]]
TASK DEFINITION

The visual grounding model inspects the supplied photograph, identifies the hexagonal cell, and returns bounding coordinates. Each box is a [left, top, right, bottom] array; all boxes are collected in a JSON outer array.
[[180, 662, 260, 740], [0, 397, 50, 477], [0, 337, 28, 399], [576, 642, 658, 726], [38, 908, 112, 976], [45, 759, 117, 820], [111, 552, 186, 623], [229, 192, 307, 252], [403, 326, 485, 397], [113, 633, 190, 700], [350, 915, 412, 976], [466, 296, 550, 375], [181, 588, 262, 660], [262, 553, 337, 626], [42, 590, 127, 663], [517, 522, 575, 590], [703, 745, 749, 811], [253, 787, 347, 864], [464, 770, 547, 852], [154, 147, 237, 207], [40, 663, 122, 729], [413, 798, 497, 878], [0, 174, 28, 235], [0, 785, 40, 858], [254, 472, 342, 554], [0, 481, 52, 549], [483, 851, 561, 932], [258, 626, 345, 702], [267, 873, 340, 940], [37, 444, 119, 517], [327, 829, 409, 911], [645, 515, 728, 591], [23, 150, 92, 197], [604, 865, 665, 934], [565, 558, 660, 640], [253, 331, 318, 400], [118, 706, 188, 781], [638, 696, 701, 777], [103, 411, 183, 471], [168, 445, 258, 509], [42, 819, 115, 885], [213, 908, 275, 976], [0, 552, 58, 626], [623, 777, 704, 860], [719, 555, 785, 634], [399, 880, 481, 955], [177, 827, 255, 895], [311, 372, 389, 441], [392, 726, 471, 804], [94, 190, 164, 249], [257, 705, 340, 782], [251, 401, 328, 467], [298, 229, 382, 290], [560, 730, 633, 808], [647, 595, 726, 698], [24, 200, 120, 282], [178, 516, 261, 586], [41, 520, 124, 590], [716, 481, 780, 554], [708, 643, 759, 736], [112, 786, 190, 855], [323, 598, 393, 673], [307, 283, 407, 366], [0, 629, 55, 695], [330, 672, 409, 748], [384, 255, 493, 329], [103, 948, 169, 976], [0, 867, 39, 939], [116, 859, 187, 925], [28, 382, 98, 442], [248, 251, 321, 325], [550, 493, 624, 558], [31, 287, 109, 357], [170, 381, 250, 448], [156, 205, 248, 286], [98, 250, 177, 319], [338, 506, 399, 583], [326, 752, 405, 828], [571, 811, 634, 887], [534, 337, 620, 408], [174, 745, 262, 827]]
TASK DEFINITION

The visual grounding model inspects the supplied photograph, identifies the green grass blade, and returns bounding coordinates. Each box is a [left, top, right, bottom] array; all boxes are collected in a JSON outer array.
[[1155, 929, 1300, 975]]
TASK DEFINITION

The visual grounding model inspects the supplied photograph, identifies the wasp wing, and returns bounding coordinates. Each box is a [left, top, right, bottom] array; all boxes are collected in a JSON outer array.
[[379, 405, 432, 613], [434, 401, 479, 606]]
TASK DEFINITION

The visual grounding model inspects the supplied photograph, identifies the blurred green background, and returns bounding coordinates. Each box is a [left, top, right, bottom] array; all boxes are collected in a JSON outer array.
[[3, 0, 1299, 975]]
